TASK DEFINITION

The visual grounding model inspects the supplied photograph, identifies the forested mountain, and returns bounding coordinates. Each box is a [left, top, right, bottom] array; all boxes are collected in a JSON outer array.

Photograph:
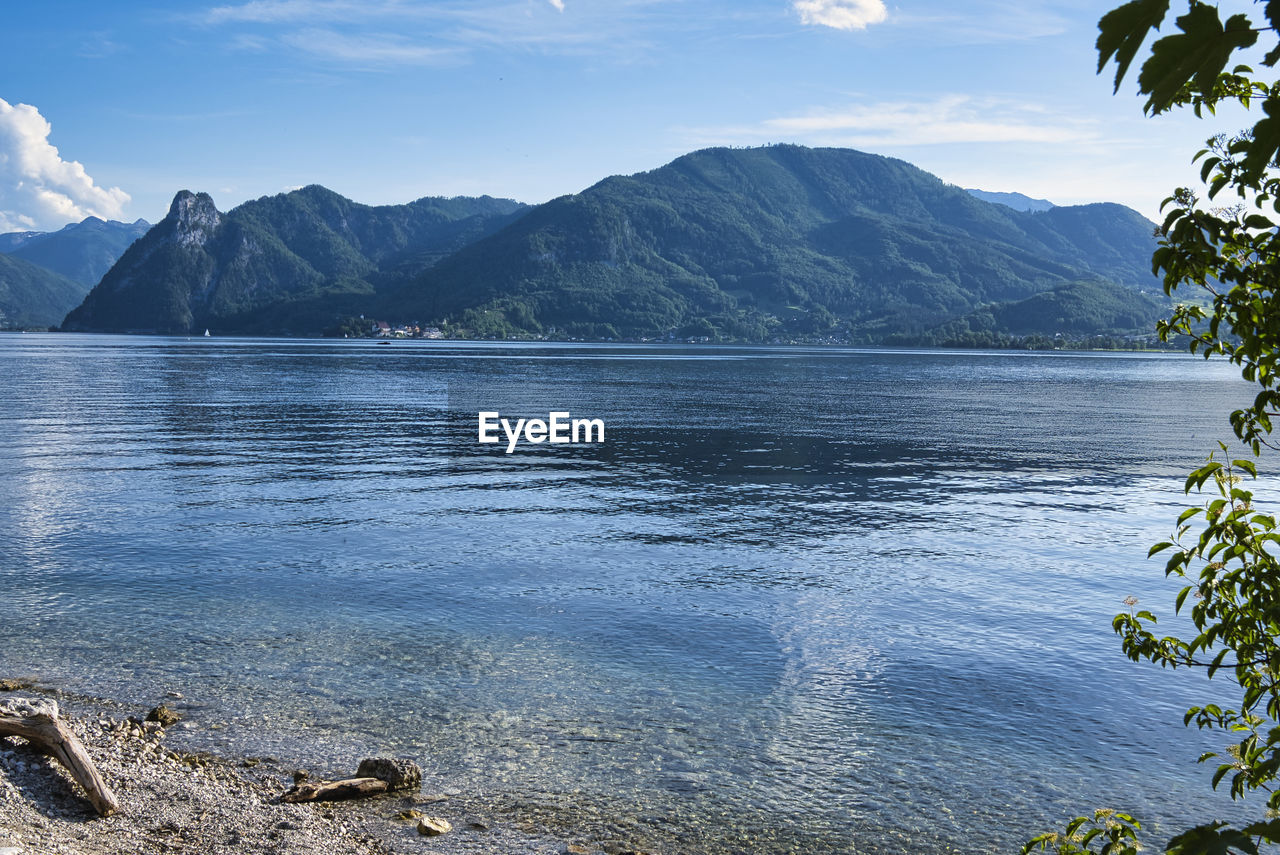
[[60, 145, 1165, 342], [386, 145, 1162, 341], [902, 279, 1167, 347], [0, 253, 89, 329], [62, 187, 527, 334]]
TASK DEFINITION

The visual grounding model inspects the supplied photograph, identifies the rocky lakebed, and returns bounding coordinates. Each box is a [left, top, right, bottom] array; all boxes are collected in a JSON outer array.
[[0, 682, 652, 855]]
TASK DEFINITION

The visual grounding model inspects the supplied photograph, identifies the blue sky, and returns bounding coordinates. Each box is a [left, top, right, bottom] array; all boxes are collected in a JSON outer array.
[[0, 0, 1251, 231]]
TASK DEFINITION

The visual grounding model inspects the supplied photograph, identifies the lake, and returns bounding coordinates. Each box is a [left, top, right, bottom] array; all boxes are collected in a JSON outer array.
[[0, 334, 1260, 853]]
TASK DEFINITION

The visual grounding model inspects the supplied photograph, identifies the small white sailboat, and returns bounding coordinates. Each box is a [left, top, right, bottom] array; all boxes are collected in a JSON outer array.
[[203, 329, 210, 337]]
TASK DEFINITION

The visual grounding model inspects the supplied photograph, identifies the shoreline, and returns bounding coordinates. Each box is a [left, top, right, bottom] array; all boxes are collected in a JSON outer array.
[[0, 683, 633, 855]]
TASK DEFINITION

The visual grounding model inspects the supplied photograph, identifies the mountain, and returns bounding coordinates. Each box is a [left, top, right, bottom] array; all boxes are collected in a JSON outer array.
[[903, 279, 1167, 347], [62, 145, 1164, 342], [3, 217, 152, 288], [965, 189, 1055, 212], [0, 253, 89, 329], [0, 231, 43, 252], [62, 187, 527, 334], [384, 145, 1161, 341]]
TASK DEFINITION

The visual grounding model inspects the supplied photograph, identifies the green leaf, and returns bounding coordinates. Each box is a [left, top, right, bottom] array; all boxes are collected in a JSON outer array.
[[1168, 821, 1260, 855], [1241, 95, 1280, 184], [1232, 458, 1258, 477], [1149, 541, 1174, 556], [1138, 5, 1260, 114], [1175, 585, 1192, 612], [1020, 833, 1056, 854], [1267, 0, 1280, 49], [1241, 818, 1280, 842], [1098, 0, 1172, 89]]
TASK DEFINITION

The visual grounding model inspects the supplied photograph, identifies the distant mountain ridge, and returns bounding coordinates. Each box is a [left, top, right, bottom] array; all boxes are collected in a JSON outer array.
[[0, 216, 150, 328], [5, 217, 151, 287], [60, 145, 1165, 342], [0, 231, 44, 252], [964, 189, 1055, 212]]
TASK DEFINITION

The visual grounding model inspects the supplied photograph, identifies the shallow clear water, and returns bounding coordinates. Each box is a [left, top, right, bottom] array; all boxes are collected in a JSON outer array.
[[0, 334, 1263, 852]]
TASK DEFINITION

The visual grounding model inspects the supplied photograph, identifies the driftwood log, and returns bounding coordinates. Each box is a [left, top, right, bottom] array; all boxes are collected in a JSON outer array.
[[279, 758, 421, 803], [0, 698, 119, 816], [280, 776, 388, 803]]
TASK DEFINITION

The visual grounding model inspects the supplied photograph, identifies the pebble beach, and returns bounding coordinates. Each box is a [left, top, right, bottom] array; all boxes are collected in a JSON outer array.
[[0, 684, 641, 855]]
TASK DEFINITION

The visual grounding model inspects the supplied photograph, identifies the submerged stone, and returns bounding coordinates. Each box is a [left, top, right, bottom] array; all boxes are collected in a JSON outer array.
[[145, 705, 181, 727], [416, 817, 451, 836], [356, 757, 421, 792]]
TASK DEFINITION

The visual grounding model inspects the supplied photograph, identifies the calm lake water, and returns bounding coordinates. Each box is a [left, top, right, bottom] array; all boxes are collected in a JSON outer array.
[[0, 334, 1263, 853]]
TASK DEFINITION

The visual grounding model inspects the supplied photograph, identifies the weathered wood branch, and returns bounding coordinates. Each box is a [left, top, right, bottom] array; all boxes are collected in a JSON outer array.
[[280, 776, 389, 803], [280, 757, 420, 803], [0, 698, 119, 816]]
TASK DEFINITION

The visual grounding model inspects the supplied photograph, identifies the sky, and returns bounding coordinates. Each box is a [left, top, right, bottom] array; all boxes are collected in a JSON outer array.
[[0, 0, 1258, 232]]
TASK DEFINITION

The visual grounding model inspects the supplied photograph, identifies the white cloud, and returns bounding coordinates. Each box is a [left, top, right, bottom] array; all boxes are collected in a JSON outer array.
[[794, 0, 887, 31], [0, 98, 129, 232], [685, 95, 1098, 149], [281, 28, 459, 65], [549, 0, 565, 10]]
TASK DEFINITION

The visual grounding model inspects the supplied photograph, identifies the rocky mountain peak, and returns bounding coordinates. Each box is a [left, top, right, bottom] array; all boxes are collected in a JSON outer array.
[[166, 191, 222, 247]]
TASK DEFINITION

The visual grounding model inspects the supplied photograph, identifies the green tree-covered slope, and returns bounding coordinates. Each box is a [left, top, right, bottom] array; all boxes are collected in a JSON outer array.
[[387, 145, 1162, 341], [904, 279, 1168, 347], [62, 146, 1164, 341], [0, 253, 89, 329], [62, 186, 526, 334]]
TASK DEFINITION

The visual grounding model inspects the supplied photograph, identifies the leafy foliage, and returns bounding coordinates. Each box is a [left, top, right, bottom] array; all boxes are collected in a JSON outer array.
[[1023, 810, 1143, 855], [1033, 2, 1280, 853]]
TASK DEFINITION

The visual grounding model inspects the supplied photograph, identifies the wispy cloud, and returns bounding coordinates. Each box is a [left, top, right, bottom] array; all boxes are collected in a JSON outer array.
[[0, 99, 130, 231], [281, 28, 460, 66], [793, 0, 887, 31], [884, 2, 1068, 43], [683, 95, 1099, 149], [77, 32, 127, 59], [204, 0, 374, 24], [200, 0, 569, 31], [112, 107, 259, 122], [197, 0, 689, 66]]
